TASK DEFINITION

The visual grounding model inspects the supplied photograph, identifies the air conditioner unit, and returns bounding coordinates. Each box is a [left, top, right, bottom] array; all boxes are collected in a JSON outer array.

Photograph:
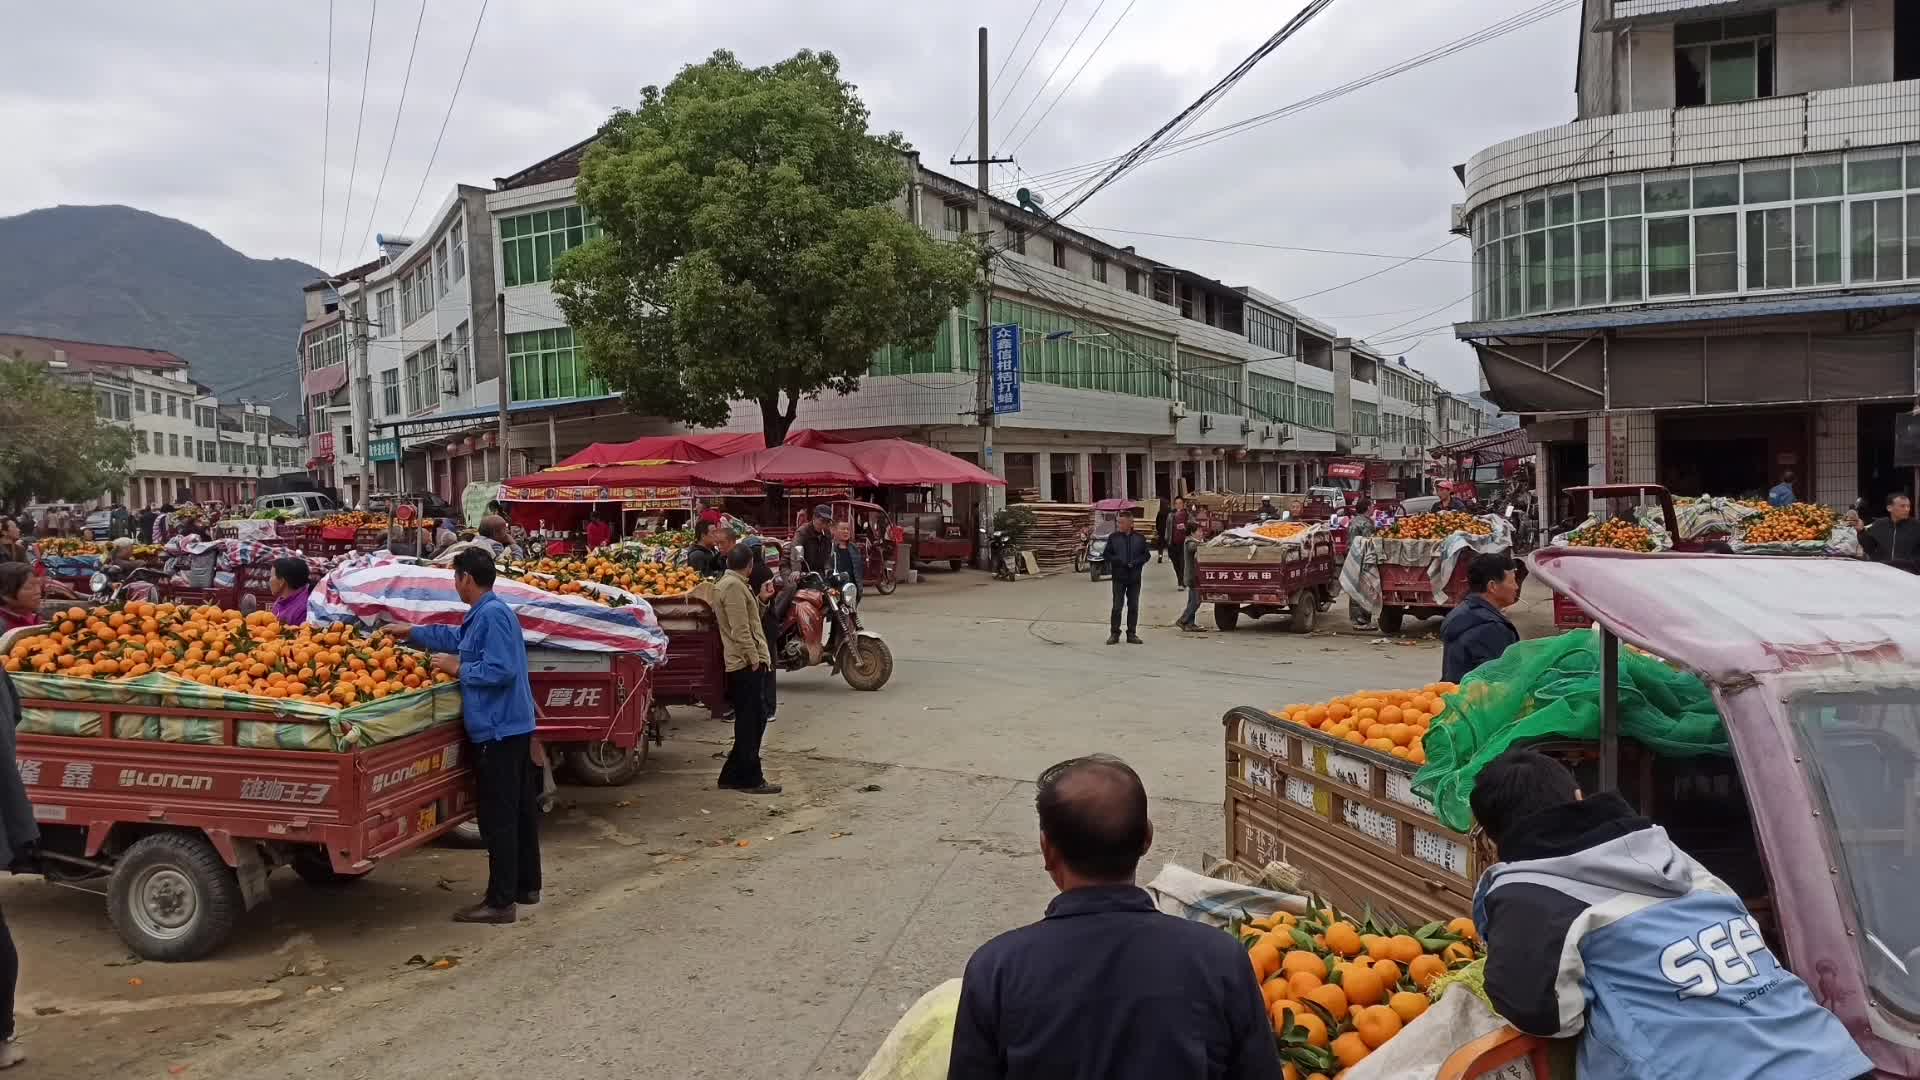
[[1169, 402, 1189, 421], [441, 354, 460, 372], [1198, 414, 1214, 433], [1261, 425, 1274, 440], [1240, 419, 1253, 435], [440, 371, 460, 396], [1448, 202, 1467, 235]]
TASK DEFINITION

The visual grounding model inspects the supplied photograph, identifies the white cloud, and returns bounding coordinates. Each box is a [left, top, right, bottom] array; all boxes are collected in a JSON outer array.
[[0, 0, 1584, 389]]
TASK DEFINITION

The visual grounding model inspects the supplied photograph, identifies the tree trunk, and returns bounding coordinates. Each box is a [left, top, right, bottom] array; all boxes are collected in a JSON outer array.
[[758, 391, 802, 449]]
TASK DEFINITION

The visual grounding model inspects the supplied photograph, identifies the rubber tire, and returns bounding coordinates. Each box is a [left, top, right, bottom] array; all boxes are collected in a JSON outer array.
[[1213, 604, 1241, 632], [567, 740, 646, 786], [290, 849, 367, 887], [448, 820, 487, 848], [107, 832, 244, 962], [1378, 605, 1406, 635], [1089, 563, 1104, 582], [949, 560, 963, 571], [875, 570, 897, 596], [1288, 589, 1318, 633], [841, 635, 894, 691]]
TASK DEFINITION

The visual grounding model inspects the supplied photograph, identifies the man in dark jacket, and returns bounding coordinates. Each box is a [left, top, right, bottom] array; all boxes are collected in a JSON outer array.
[[1440, 552, 1520, 683], [1471, 749, 1870, 1080], [1861, 492, 1920, 568], [1104, 512, 1151, 645], [949, 755, 1282, 1080], [794, 505, 833, 575], [1168, 497, 1190, 589], [1153, 501, 1171, 563], [686, 521, 727, 579]]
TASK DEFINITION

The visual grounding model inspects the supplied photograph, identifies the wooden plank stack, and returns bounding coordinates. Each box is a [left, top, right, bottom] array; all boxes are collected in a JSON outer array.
[[1015, 501, 1091, 569]]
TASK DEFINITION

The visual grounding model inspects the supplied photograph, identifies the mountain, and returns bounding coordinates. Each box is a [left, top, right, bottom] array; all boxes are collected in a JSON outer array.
[[0, 205, 324, 418]]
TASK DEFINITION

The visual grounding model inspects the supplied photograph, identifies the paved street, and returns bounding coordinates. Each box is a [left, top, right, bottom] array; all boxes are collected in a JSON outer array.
[[9, 567, 1555, 1079]]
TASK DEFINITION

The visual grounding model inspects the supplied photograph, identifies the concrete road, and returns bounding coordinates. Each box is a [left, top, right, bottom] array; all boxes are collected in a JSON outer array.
[[13, 566, 1553, 1078]]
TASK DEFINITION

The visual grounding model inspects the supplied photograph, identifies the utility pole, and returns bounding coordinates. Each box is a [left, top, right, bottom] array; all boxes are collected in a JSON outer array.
[[352, 300, 374, 507], [495, 291, 512, 481], [951, 26, 1014, 563]]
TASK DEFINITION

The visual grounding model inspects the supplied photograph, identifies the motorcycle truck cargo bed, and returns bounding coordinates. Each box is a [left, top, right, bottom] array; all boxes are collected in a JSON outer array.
[[527, 646, 657, 786], [1195, 536, 1338, 633], [16, 694, 475, 962]]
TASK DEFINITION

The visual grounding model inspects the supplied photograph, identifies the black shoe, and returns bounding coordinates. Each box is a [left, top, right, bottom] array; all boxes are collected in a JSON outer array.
[[1106, 634, 1120, 645], [1127, 634, 1144, 644], [736, 783, 782, 795], [453, 903, 516, 924], [516, 890, 541, 905]]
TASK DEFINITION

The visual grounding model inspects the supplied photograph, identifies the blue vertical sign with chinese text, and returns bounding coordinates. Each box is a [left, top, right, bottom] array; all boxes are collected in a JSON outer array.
[[989, 324, 1021, 414]]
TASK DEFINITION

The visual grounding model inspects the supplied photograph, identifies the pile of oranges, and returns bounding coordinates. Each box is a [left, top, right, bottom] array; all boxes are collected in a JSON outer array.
[[1270, 684, 1458, 765], [504, 555, 702, 599], [1379, 512, 1490, 541], [319, 511, 387, 529], [3, 602, 449, 710], [1252, 522, 1311, 541], [1567, 518, 1655, 552], [1741, 502, 1836, 544], [1237, 906, 1481, 1077], [34, 538, 99, 557]]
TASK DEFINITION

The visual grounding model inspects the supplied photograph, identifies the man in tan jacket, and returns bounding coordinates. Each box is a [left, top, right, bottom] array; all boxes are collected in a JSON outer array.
[[714, 544, 779, 794]]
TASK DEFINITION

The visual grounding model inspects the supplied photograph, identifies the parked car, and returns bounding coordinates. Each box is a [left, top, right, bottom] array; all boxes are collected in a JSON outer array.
[[83, 509, 113, 539], [367, 491, 456, 521], [254, 491, 339, 517]]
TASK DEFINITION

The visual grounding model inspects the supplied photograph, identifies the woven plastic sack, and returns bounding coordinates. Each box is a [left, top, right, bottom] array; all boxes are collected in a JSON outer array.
[[1411, 631, 1729, 832], [1646, 494, 1761, 540]]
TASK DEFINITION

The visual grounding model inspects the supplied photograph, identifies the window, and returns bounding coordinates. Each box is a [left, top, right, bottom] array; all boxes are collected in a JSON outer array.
[[1352, 401, 1379, 436], [306, 323, 347, 370], [410, 265, 433, 321], [199, 441, 216, 463], [1849, 197, 1905, 283], [943, 202, 969, 233], [1746, 206, 1793, 289], [1249, 373, 1295, 424], [183, 436, 193, 458], [400, 273, 416, 325], [1011, 227, 1026, 254], [135, 430, 148, 453], [1125, 267, 1140, 294], [1151, 273, 1173, 304], [1247, 308, 1296, 359], [1674, 14, 1774, 107], [115, 394, 130, 420], [435, 241, 451, 298], [507, 327, 608, 401], [1297, 386, 1335, 430], [450, 219, 467, 280], [1052, 241, 1068, 269], [404, 346, 436, 413], [168, 433, 180, 457], [376, 288, 396, 336], [1091, 255, 1107, 284], [167, 396, 178, 418], [440, 333, 457, 397], [498, 206, 601, 288], [951, 296, 1172, 398], [196, 406, 216, 428], [134, 388, 146, 412], [454, 321, 471, 387], [1177, 352, 1242, 416], [1795, 201, 1843, 285], [1695, 213, 1738, 292]]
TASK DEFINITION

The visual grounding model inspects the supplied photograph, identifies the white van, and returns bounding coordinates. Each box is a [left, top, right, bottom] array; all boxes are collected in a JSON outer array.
[[253, 492, 339, 517]]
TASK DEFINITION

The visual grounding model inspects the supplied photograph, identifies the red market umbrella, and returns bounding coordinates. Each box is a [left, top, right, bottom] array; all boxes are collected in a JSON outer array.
[[553, 433, 763, 469], [832, 439, 1006, 487], [688, 445, 873, 488]]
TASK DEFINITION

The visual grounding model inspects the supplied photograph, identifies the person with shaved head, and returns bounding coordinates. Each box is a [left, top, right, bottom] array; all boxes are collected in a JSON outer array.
[[948, 756, 1282, 1080]]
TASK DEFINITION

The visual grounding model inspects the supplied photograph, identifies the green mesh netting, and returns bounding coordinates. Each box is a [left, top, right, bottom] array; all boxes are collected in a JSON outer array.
[[1411, 632, 1730, 832]]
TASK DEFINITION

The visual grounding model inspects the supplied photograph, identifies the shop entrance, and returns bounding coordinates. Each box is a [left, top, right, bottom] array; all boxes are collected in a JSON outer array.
[[1658, 409, 1808, 502], [1858, 402, 1912, 510]]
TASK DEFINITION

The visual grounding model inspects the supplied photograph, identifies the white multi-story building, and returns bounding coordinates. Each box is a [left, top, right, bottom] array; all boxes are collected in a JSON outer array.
[[1455, 0, 1920, 514]]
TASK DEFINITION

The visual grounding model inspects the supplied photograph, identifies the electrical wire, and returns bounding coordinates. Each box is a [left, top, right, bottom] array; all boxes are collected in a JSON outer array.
[[1007, 0, 1138, 156], [1070, 225, 1474, 263], [354, 0, 430, 260], [1280, 237, 1462, 304], [400, 0, 489, 236], [317, 0, 335, 269], [332, 0, 381, 267], [989, 0, 1073, 129], [997, 0, 1112, 155], [949, 0, 1048, 159]]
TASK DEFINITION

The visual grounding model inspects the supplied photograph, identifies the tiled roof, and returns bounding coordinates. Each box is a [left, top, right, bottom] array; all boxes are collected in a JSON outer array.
[[495, 134, 597, 190], [0, 332, 188, 371]]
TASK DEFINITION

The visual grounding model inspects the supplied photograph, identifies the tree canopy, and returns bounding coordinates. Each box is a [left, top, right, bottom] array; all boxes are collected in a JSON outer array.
[[0, 360, 135, 511], [553, 49, 977, 447]]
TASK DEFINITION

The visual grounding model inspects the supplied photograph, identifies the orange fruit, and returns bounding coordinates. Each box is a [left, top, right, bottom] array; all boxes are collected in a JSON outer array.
[[1268, 998, 1301, 1031], [1323, 921, 1363, 957], [1248, 942, 1281, 980], [1262, 978, 1290, 1005], [1444, 941, 1476, 965], [1389, 990, 1429, 1023], [1332, 1031, 1371, 1069], [1355, 1004, 1402, 1048], [1304, 705, 1327, 726], [1447, 917, 1479, 944], [1287, 970, 1323, 1000], [1385, 935, 1424, 964], [1379, 705, 1402, 724], [1361, 934, 1386, 959], [1372, 959, 1402, 987], [1409, 954, 1447, 989], [1339, 963, 1387, 1007], [1303, 982, 1348, 1019], [1280, 950, 1328, 981], [1292, 1011, 1329, 1048]]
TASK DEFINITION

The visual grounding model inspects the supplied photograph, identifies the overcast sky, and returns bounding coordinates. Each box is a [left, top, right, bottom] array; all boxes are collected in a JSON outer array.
[[0, 0, 1581, 390]]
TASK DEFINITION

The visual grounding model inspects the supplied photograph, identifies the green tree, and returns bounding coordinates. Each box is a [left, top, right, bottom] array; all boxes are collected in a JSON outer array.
[[554, 49, 977, 448], [0, 361, 136, 511]]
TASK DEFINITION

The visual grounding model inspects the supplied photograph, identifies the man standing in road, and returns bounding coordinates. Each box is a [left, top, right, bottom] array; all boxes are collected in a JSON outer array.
[[1861, 492, 1920, 567], [1105, 512, 1150, 645], [713, 544, 779, 794], [949, 755, 1283, 1080], [1173, 521, 1211, 633], [388, 548, 541, 923], [1441, 552, 1522, 683], [1169, 497, 1190, 589]]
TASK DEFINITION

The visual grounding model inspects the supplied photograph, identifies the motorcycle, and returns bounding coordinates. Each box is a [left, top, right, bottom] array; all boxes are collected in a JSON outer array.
[[772, 561, 893, 691], [90, 564, 169, 605], [989, 530, 1019, 581]]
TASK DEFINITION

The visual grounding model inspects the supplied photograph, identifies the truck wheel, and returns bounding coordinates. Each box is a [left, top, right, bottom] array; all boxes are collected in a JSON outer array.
[[108, 832, 243, 962], [1089, 563, 1103, 582], [949, 559, 963, 571], [1213, 604, 1241, 632], [291, 850, 367, 887], [448, 820, 486, 848], [842, 636, 893, 691], [1378, 606, 1406, 635], [1288, 590, 1318, 633], [567, 740, 646, 786]]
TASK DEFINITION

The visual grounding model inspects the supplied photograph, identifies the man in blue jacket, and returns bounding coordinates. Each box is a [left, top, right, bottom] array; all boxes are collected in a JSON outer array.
[[1440, 552, 1520, 683], [1104, 512, 1151, 645], [390, 548, 541, 924], [1472, 749, 1871, 1080]]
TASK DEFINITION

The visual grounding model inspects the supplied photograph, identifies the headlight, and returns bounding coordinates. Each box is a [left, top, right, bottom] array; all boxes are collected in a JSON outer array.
[[840, 582, 859, 606], [89, 572, 108, 594]]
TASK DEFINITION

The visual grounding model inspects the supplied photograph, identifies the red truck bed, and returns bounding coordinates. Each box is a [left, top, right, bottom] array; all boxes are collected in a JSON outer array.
[[526, 647, 658, 785], [644, 596, 726, 712], [1195, 535, 1339, 632]]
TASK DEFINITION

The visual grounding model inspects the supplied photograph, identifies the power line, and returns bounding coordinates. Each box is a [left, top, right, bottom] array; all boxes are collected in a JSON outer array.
[[1068, 225, 1474, 264], [317, 0, 335, 269], [988, 0, 1073, 128], [1280, 237, 1461, 304], [332, 0, 381, 267], [400, 0, 489, 236], [1008, 0, 1138, 156], [997, 0, 1111, 156], [355, 0, 430, 260], [948, 0, 1048, 159]]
